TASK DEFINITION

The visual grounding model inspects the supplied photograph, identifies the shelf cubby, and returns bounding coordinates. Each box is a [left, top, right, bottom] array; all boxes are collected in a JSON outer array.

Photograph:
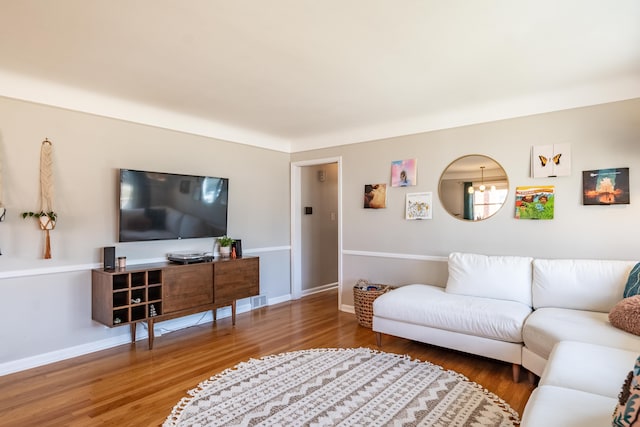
[[113, 308, 129, 324], [113, 291, 129, 308], [112, 274, 129, 290], [131, 288, 146, 304], [148, 270, 162, 285], [148, 285, 162, 301], [148, 302, 162, 317], [131, 272, 146, 287], [131, 305, 146, 321]]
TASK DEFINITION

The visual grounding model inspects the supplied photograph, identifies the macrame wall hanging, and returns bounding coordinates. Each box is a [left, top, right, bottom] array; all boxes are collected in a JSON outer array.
[[21, 139, 57, 259]]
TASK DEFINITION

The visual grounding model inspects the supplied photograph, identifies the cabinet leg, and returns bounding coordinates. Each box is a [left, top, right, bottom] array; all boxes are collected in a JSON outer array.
[[213, 308, 217, 324], [232, 301, 237, 325], [130, 323, 136, 344], [148, 319, 154, 350]]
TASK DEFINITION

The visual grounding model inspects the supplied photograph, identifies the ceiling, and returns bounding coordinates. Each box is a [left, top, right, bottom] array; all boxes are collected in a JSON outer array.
[[0, 1, 639, 153]]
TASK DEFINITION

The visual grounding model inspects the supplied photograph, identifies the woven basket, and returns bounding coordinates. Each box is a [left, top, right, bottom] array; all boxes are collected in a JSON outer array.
[[353, 279, 391, 328]]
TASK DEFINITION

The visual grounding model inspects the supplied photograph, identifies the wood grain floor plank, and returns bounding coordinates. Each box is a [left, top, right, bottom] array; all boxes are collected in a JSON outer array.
[[0, 289, 533, 426]]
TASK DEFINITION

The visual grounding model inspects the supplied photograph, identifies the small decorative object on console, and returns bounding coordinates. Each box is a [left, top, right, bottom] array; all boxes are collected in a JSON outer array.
[[167, 251, 207, 264], [217, 235, 234, 258]]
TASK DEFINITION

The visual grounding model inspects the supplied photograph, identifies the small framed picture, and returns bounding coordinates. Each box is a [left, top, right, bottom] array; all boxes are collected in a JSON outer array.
[[515, 186, 555, 220], [582, 168, 630, 205], [531, 144, 571, 178], [364, 184, 387, 209], [391, 159, 417, 187], [405, 192, 432, 220]]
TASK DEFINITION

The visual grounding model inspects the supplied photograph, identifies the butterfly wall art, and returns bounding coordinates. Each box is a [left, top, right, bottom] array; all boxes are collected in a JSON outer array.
[[531, 144, 571, 178]]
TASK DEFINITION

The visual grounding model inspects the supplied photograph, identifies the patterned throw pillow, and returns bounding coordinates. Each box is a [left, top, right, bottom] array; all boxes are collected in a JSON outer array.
[[624, 263, 640, 298], [613, 355, 640, 426], [610, 296, 640, 336]]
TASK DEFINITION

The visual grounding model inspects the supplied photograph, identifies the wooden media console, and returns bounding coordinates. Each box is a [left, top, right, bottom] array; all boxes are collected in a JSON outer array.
[[91, 256, 259, 349]]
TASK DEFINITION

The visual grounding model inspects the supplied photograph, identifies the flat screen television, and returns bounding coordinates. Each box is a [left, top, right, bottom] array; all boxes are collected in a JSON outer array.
[[118, 169, 229, 242]]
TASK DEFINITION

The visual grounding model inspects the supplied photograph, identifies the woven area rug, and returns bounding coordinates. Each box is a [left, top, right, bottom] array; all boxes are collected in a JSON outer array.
[[164, 348, 520, 427]]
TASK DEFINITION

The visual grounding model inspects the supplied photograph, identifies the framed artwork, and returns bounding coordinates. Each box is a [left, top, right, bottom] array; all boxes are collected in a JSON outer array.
[[531, 144, 571, 178], [515, 186, 555, 219], [405, 192, 432, 220], [391, 159, 417, 187], [364, 183, 387, 209], [582, 168, 630, 205]]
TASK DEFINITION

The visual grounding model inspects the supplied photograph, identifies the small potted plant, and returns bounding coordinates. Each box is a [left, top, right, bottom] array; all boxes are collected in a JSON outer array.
[[21, 210, 58, 259], [21, 210, 57, 230], [217, 235, 234, 258]]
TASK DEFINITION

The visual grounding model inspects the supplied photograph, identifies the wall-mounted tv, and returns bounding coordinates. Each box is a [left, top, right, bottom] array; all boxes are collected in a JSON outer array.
[[118, 169, 229, 242]]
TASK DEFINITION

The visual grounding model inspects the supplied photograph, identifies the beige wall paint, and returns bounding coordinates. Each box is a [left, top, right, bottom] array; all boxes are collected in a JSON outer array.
[[1, 95, 638, 371], [0, 96, 291, 369], [292, 99, 640, 306]]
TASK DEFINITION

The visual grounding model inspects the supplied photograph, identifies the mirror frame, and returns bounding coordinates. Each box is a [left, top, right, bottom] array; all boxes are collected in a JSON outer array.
[[438, 154, 509, 221]]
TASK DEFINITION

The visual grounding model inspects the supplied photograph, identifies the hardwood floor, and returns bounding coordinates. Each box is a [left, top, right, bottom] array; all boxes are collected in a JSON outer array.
[[0, 289, 534, 426]]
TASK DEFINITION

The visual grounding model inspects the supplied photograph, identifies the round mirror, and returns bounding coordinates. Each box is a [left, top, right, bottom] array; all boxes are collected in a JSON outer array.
[[438, 155, 509, 221]]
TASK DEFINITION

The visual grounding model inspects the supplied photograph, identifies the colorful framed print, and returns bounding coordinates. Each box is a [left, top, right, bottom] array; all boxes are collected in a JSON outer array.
[[515, 186, 555, 219], [405, 192, 432, 220], [582, 168, 630, 205], [391, 159, 417, 187]]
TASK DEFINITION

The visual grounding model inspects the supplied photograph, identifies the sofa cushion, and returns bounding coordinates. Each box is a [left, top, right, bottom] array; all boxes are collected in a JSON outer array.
[[523, 308, 640, 360], [540, 341, 639, 399], [521, 385, 617, 427], [532, 258, 637, 312], [445, 252, 533, 306], [624, 263, 640, 298], [612, 355, 640, 427], [373, 284, 531, 343], [610, 296, 640, 336]]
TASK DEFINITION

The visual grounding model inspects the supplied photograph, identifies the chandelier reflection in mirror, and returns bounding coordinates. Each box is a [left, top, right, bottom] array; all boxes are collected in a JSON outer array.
[[439, 155, 509, 221]]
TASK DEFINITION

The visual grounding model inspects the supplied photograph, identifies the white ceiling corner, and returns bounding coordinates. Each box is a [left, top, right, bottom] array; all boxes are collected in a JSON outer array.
[[0, 1, 638, 153]]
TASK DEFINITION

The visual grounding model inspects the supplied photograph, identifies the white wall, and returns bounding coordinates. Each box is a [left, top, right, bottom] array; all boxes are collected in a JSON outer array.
[[292, 99, 640, 306], [0, 96, 291, 373]]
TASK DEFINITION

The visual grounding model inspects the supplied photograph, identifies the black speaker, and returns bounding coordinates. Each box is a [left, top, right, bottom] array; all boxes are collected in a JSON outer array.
[[231, 240, 242, 258], [103, 246, 116, 270]]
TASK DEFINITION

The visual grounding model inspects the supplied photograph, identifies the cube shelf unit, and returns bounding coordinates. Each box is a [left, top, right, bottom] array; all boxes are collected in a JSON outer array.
[[92, 267, 163, 327]]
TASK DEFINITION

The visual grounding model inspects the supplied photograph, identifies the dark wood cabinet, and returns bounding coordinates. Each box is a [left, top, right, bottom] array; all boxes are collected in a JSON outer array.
[[92, 257, 259, 349], [214, 257, 259, 305], [163, 263, 213, 313]]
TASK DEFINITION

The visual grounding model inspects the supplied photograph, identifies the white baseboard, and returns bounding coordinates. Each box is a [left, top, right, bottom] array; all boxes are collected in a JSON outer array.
[[301, 282, 338, 297], [0, 291, 324, 376], [0, 334, 133, 376], [341, 304, 355, 314], [0, 303, 252, 377]]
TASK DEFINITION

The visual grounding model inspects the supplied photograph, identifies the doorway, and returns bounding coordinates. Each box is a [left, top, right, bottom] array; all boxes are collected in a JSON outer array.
[[290, 157, 342, 306]]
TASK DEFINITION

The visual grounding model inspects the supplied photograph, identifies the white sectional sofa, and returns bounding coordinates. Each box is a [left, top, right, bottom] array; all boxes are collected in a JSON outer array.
[[521, 341, 639, 427], [372, 252, 640, 424]]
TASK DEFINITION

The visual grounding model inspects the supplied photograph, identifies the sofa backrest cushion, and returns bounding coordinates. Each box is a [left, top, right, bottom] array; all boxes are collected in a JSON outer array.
[[445, 252, 533, 306], [532, 258, 637, 312]]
